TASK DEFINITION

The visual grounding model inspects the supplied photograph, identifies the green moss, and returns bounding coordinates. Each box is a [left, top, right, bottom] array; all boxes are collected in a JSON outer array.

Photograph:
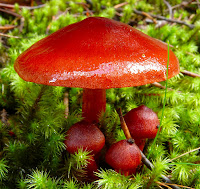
[[1, 0, 200, 188]]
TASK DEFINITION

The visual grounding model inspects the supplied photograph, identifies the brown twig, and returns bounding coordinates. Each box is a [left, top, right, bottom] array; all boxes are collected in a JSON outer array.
[[0, 7, 21, 17], [0, 25, 16, 30], [169, 146, 200, 162], [140, 11, 157, 24], [79, 2, 94, 17], [19, 17, 25, 33], [0, 3, 46, 10], [156, 181, 195, 189], [1, 109, 8, 125], [27, 85, 47, 122], [0, 32, 21, 38], [170, 0, 195, 10], [116, 108, 132, 139], [133, 9, 195, 29], [163, 0, 174, 19], [181, 70, 200, 78], [196, 0, 200, 9], [116, 108, 180, 189], [64, 91, 69, 119], [151, 82, 173, 91], [114, 2, 129, 9], [156, 181, 173, 189]]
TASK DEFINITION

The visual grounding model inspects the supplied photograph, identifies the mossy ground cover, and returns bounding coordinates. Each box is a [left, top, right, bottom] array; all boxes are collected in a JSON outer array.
[[0, 0, 200, 188]]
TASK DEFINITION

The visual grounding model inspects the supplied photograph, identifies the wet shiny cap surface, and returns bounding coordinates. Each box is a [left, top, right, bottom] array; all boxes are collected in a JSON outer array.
[[14, 17, 179, 89]]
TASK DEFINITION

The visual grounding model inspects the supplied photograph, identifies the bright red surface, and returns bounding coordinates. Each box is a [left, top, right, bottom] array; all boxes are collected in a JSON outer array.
[[14, 17, 179, 89]]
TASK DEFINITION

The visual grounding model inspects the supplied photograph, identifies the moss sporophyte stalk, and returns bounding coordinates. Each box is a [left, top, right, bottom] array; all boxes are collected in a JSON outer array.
[[1, 0, 200, 188]]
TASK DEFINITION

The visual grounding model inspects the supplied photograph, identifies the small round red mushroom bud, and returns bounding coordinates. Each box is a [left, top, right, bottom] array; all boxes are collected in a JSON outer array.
[[124, 105, 159, 151], [64, 121, 105, 180], [64, 121, 105, 155], [105, 139, 142, 176]]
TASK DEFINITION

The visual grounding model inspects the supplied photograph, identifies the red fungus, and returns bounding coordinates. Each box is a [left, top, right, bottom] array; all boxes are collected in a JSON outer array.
[[64, 121, 105, 154], [105, 139, 141, 176], [124, 105, 160, 151], [64, 121, 105, 180], [14, 17, 179, 123]]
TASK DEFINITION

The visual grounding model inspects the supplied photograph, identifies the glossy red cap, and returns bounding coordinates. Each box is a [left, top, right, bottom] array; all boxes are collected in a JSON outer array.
[[14, 17, 179, 89]]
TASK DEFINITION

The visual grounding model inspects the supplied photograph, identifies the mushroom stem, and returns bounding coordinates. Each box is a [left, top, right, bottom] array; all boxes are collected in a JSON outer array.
[[82, 89, 106, 123]]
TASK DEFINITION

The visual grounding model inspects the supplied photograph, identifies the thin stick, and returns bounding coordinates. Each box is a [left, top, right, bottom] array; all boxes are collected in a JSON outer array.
[[0, 3, 46, 10], [156, 181, 173, 189], [0, 25, 16, 30], [140, 11, 157, 24], [169, 146, 200, 162], [64, 91, 69, 119], [114, 2, 129, 9], [1, 109, 8, 125], [0, 8, 21, 17], [156, 181, 195, 189], [163, 0, 173, 19], [181, 70, 200, 78], [151, 82, 182, 93], [133, 9, 195, 29], [0, 33, 21, 38], [116, 108, 132, 139], [170, 0, 195, 10], [152, 82, 173, 91]]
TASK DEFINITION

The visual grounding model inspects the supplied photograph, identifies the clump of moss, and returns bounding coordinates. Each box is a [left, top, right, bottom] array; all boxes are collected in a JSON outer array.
[[1, 0, 200, 188]]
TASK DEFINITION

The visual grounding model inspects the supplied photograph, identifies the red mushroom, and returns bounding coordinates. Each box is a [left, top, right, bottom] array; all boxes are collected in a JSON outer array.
[[14, 17, 179, 123], [124, 105, 160, 151], [64, 121, 105, 180], [64, 121, 105, 155], [105, 139, 141, 176]]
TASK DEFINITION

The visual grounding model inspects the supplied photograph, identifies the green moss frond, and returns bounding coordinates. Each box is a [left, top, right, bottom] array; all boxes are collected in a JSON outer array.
[[0, 159, 8, 181], [115, 129, 126, 142], [99, 7, 116, 18], [172, 131, 190, 152], [152, 157, 170, 177], [72, 149, 92, 169], [95, 169, 131, 189], [61, 149, 92, 180], [99, 110, 120, 146], [25, 169, 59, 189], [171, 163, 195, 185], [42, 133, 66, 160], [1, 64, 18, 81], [63, 179, 80, 189], [65, 112, 83, 130], [82, 183, 96, 189], [159, 117, 178, 139], [147, 143, 167, 160]]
